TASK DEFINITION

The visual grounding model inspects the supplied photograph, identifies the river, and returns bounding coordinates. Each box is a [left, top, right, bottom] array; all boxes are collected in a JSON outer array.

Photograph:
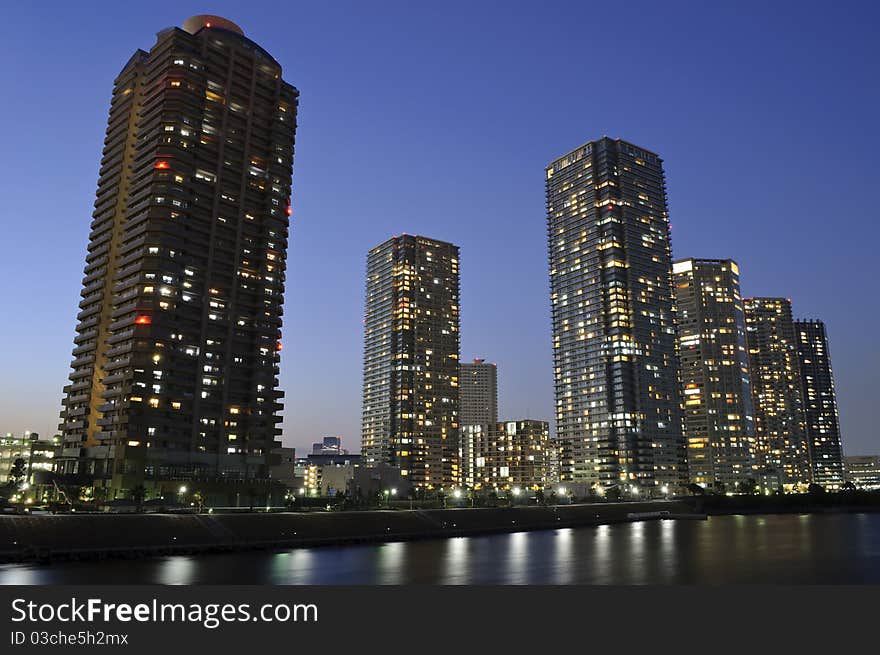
[[2, 513, 880, 584]]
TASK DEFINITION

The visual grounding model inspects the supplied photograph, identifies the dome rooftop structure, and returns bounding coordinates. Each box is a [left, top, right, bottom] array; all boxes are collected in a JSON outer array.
[[182, 15, 244, 36]]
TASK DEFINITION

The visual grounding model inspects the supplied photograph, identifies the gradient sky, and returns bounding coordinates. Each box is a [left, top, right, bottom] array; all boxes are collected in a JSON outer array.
[[0, 1, 877, 456]]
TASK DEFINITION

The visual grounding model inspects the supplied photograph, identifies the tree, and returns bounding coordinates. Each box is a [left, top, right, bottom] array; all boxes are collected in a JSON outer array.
[[841, 481, 857, 492], [807, 483, 826, 496], [535, 489, 546, 506], [687, 483, 706, 497], [9, 458, 27, 485], [739, 478, 758, 495]]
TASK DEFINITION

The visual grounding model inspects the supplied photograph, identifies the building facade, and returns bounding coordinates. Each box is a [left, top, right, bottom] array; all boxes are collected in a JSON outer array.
[[459, 358, 498, 489], [844, 456, 880, 490], [744, 298, 810, 488], [673, 258, 756, 491], [361, 235, 461, 490], [311, 436, 345, 455], [795, 320, 844, 488], [56, 15, 298, 498], [1, 432, 58, 483], [460, 359, 498, 427], [546, 137, 685, 495]]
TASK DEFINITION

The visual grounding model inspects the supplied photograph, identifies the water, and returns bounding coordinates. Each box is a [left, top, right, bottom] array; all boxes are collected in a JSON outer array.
[[3, 513, 880, 584]]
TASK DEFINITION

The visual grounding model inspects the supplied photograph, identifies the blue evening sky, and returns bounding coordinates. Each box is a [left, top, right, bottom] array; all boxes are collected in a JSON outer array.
[[0, 1, 877, 455]]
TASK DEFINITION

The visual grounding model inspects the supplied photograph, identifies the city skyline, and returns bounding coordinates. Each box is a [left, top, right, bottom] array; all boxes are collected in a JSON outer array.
[[1, 1, 877, 457]]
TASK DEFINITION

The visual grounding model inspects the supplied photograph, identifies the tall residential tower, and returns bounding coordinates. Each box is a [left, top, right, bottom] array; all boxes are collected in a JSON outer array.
[[361, 235, 461, 490], [673, 258, 756, 490], [459, 358, 499, 489], [57, 16, 298, 499], [546, 137, 685, 495], [795, 320, 844, 488], [459, 359, 498, 427], [744, 298, 810, 488]]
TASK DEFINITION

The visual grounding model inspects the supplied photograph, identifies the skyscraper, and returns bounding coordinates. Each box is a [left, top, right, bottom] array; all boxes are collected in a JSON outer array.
[[795, 319, 844, 488], [546, 137, 685, 495], [744, 298, 810, 488], [361, 235, 461, 490], [459, 358, 498, 490], [459, 358, 498, 427], [673, 258, 756, 491], [57, 16, 298, 499]]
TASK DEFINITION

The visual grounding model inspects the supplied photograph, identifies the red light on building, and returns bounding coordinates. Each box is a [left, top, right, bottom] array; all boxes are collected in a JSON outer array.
[[285, 199, 292, 216], [155, 160, 170, 170], [135, 315, 151, 325], [276, 342, 283, 351]]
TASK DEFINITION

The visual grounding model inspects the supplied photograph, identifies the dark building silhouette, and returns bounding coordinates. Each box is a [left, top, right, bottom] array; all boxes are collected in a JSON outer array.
[[57, 15, 298, 498], [795, 319, 844, 488]]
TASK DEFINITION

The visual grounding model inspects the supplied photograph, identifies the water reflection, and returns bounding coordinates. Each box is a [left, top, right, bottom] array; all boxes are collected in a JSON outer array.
[[553, 528, 574, 585], [156, 556, 195, 585], [3, 514, 880, 585]]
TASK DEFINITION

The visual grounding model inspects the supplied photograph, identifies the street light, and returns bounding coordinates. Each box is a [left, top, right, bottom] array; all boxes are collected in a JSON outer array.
[[453, 489, 462, 499]]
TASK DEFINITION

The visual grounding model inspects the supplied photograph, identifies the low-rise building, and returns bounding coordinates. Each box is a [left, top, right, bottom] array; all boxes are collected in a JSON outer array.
[[844, 456, 880, 490]]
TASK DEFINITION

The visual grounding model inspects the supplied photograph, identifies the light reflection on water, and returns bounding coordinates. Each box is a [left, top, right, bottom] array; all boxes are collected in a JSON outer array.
[[3, 513, 880, 585]]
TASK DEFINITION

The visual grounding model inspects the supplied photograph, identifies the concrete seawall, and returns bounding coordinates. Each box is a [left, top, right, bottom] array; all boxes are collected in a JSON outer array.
[[0, 501, 697, 563]]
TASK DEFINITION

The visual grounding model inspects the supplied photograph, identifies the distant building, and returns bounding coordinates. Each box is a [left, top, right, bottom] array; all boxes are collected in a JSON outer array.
[[547, 137, 685, 495], [744, 298, 811, 489], [269, 447, 297, 488], [1, 432, 58, 483], [795, 320, 845, 489], [361, 235, 461, 489], [350, 464, 410, 500], [844, 456, 880, 490], [459, 358, 499, 490], [303, 462, 355, 497], [311, 436, 346, 455], [460, 359, 498, 427], [673, 258, 756, 491]]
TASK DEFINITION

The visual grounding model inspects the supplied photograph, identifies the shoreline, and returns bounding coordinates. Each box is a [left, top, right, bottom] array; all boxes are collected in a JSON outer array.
[[2, 499, 879, 565]]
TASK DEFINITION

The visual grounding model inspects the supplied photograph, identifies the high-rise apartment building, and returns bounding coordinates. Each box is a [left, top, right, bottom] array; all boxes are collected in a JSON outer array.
[[460, 359, 498, 427], [673, 258, 756, 490], [57, 16, 298, 498], [795, 319, 844, 488], [546, 137, 685, 495], [459, 358, 498, 488], [361, 235, 461, 490], [744, 298, 810, 488]]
